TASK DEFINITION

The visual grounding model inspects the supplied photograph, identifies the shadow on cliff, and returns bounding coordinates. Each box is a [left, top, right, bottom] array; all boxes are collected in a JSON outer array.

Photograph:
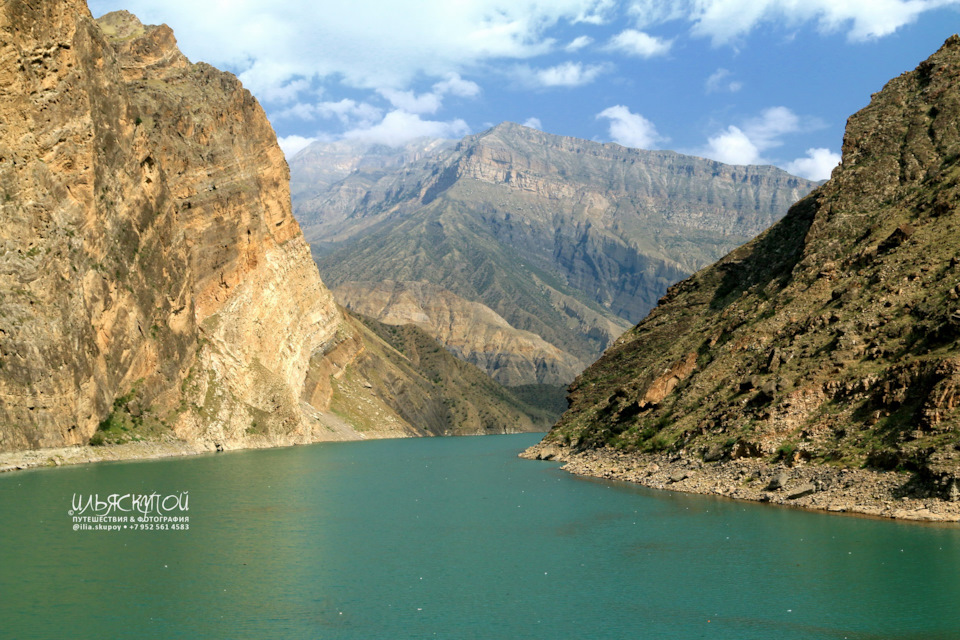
[[708, 193, 820, 311]]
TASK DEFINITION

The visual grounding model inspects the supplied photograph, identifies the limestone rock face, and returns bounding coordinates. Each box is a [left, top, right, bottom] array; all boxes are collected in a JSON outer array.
[[538, 36, 960, 492], [0, 2, 553, 454], [0, 2, 347, 452], [293, 123, 817, 386], [335, 280, 585, 385]]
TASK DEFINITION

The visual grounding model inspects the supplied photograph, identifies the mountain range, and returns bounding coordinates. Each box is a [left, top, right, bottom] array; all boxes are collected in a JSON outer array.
[[291, 124, 819, 387]]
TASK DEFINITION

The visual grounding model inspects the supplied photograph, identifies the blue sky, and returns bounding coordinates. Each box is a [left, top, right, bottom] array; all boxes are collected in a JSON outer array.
[[86, 0, 960, 180]]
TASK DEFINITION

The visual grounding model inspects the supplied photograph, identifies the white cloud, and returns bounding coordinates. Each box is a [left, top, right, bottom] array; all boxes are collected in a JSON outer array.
[[378, 88, 444, 115], [277, 134, 318, 157], [627, 0, 960, 45], [376, 73, 481, 115], [573, 0, 617, 24], [596, 105, 664, 149], [257, 78, 311, 105], [342, 110, 469, 146], [523, 117, 543, 130], [705, 68, 743, 93], [742, 106, 802, 150], [432, 73, 481, 98], [627, 1, 688, 26], [702, 126, 761, 164], [697, 106, 827, 166], [89, 0, 616, 97], [527, 61, 607, 87], [565, 35, 594, 51], [606, 29, 673, 57], [784, 147, 841, 180], [273, 99, 382, 127]]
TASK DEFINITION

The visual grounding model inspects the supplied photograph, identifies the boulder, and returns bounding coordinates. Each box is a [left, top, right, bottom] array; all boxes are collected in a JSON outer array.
[[786, 483, 817, 500]]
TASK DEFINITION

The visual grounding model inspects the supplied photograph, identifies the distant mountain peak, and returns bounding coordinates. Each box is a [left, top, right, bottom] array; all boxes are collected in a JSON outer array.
[[292, 117, 819, 386]]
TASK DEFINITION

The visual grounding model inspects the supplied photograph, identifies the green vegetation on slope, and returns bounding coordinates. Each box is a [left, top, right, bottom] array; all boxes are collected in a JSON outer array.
[[544, 36, 960, 490], [293, 123, 817, 386], [344, 311, 559, 433]]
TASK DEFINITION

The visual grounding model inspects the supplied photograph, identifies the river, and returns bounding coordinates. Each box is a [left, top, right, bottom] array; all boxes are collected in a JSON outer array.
[[1, 433, 958, 639]]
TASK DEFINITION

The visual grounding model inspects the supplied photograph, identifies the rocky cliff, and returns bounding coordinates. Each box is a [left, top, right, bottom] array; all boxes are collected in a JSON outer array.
[[0, 2, 545, 458], [293, 124, 818, 386], [524, 36, 960, 520], [291, 137, 455, 223], [335, 280, 584, 386], [0, 2, 351, 452]]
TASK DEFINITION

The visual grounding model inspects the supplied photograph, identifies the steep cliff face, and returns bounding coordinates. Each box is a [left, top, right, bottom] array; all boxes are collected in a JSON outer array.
[[293, 124, 817, 385], [0, 3, 351, 452], [533, 36, 960, 500], [0, 3, 544, 457]]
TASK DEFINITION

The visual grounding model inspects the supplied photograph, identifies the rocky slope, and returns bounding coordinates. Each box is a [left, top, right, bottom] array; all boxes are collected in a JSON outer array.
[[524, 36, 960, 520], [0, 2, 546, 458], [335, 280, 583, 386], [291, 137, 454, 231], [293, 124, 818, 385], [343, 311, 556, 435]]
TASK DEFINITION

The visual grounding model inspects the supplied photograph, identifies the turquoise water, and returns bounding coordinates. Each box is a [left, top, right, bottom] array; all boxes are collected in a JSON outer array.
[[2, 433, 960, 639]]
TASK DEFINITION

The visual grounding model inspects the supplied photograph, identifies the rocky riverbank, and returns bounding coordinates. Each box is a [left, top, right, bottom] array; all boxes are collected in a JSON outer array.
[[521, 443, 960, 523], [0, 412, 401, 473], [0, 437, 215, 473]]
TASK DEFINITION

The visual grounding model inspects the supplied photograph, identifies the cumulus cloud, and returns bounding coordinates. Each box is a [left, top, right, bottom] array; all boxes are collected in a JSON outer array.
[[523, 117, 543, 130], [342, 110, 470, 147], [784, 147, 841, 180], [573, 0, 617, 24], [698, 106, 831, 168], [702, 126, 762, 164], [606, 29, 673, 57], [742, 106, 803, 149], [257, 78, 311, 105], [377, 89, 444, 115], [88, 0, 616, 97], [597, 105, 665, 149], [705, 68, 743, 93], [277, 134, 319, 157], [432, 73, 481, 98], [700, 106, 801, 164], [376, 73, 481, 116], [628, 0, 960, 45], [522, 61, 608, 87]]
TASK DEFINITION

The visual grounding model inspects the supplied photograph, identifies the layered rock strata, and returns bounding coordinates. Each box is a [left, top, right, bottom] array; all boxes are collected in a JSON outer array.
[[293, 123, 818, 385], [0, 3, 546, 457]]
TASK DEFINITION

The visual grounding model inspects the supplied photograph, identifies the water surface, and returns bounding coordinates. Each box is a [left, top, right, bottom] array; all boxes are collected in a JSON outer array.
[[2, 433, 959, 639]]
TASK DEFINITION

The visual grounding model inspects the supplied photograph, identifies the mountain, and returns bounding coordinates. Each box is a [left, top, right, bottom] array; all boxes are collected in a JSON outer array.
[[524, 36, 960, 519], [291, 124, 819, 386], [342, 311, 557, 435], [334, 280, 585, 386], [0, 2, 546, 460], [290, 137, 455, 213]]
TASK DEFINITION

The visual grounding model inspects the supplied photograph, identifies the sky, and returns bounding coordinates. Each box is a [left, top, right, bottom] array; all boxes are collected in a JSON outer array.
[[86, 1, 960, 181]]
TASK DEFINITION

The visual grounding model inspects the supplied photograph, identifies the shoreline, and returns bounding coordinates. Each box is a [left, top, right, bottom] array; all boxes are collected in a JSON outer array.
[[0, 437, 217, 473], [0, 429, 545, 474], [521, 442, 960, 523]]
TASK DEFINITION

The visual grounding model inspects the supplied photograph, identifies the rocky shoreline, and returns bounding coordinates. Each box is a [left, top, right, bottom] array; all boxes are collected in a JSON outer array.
[[0, 437, 218, 474], [521, 443, 960, 523]]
